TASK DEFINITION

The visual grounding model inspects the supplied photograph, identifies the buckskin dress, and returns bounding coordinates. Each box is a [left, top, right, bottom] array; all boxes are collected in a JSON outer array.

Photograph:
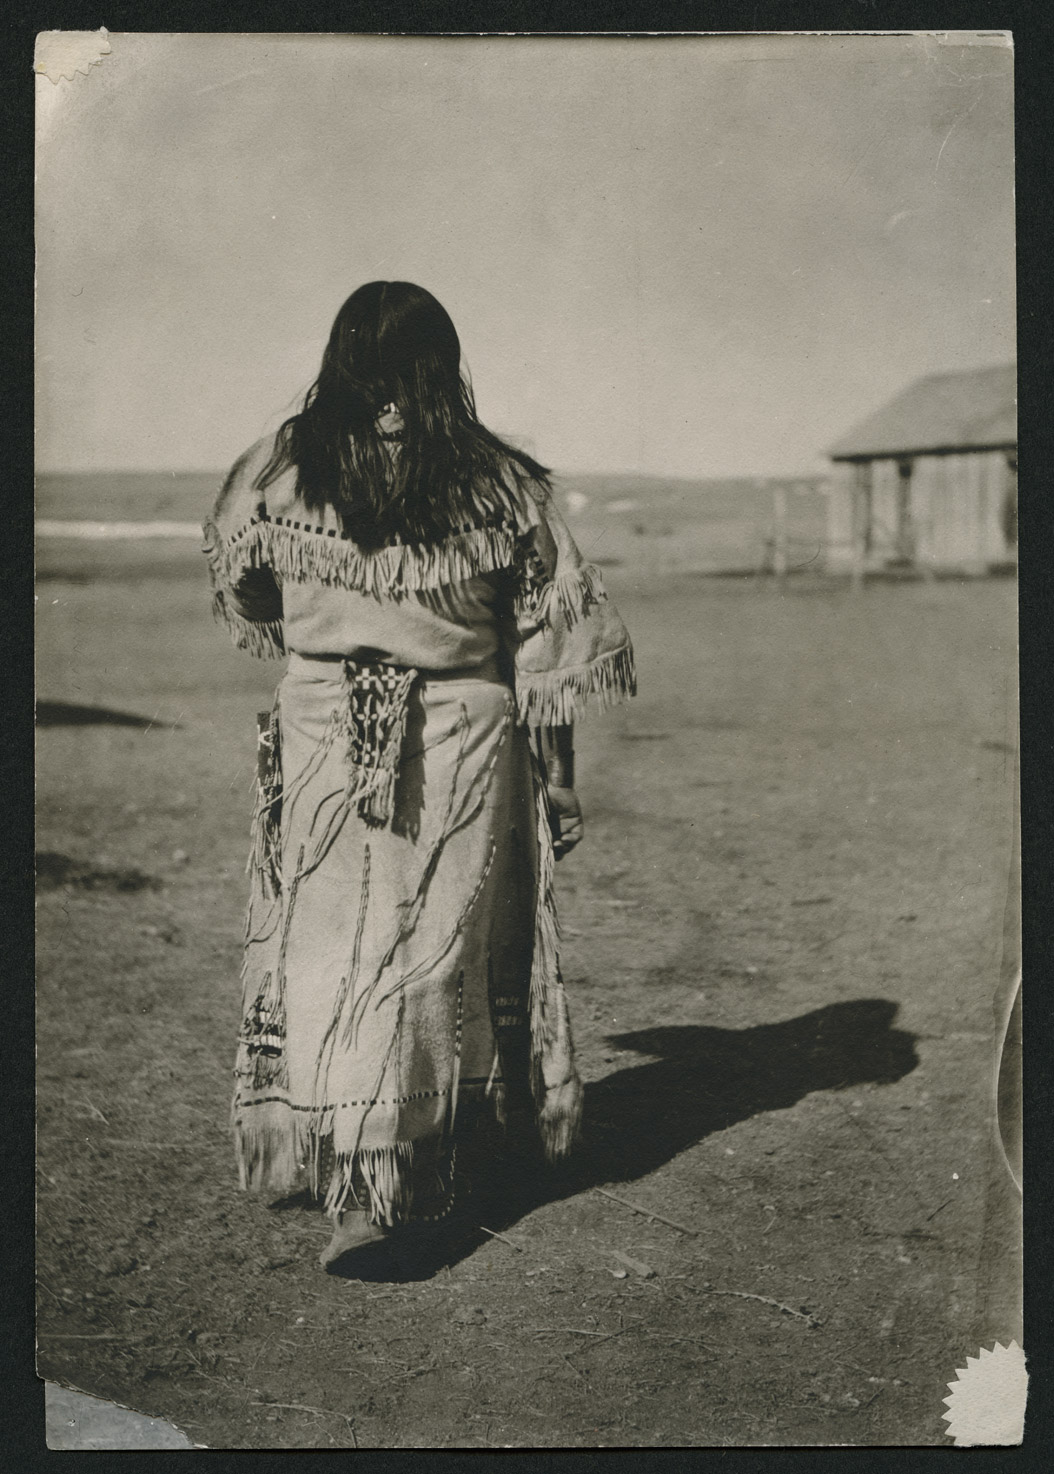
[[203, 433, 635, 1226]]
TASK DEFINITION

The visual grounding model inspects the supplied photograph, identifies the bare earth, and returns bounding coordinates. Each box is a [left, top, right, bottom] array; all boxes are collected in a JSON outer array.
[[36, 534, 1017, 1448]]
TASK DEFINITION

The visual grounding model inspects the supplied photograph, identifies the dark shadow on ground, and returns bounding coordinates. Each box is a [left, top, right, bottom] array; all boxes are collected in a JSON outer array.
[[572, 998, 917, 1187], [36, 701, 182, 729], [326, 997, 917, 1282], [35, 851, 162, 892]]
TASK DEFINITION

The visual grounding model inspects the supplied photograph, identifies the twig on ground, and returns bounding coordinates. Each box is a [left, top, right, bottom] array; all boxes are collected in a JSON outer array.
[[527, 1326, 625, 1350], [37, 1332, 144, 1341], [393, 1362, 437, 1381], [593, 1187, 698, 1237], [611, 1249, 655, 1278], [702, 1288, 820, 1326], [187, 1363, 244, 1393], [567, 1331, 626, 1358], [925, 1199, 951, 1222], [841, 1356, 880, 1379], [246, 1331, 278, 1376], [477, 1225, 523, 1252], [103, 1139, 199, 1151], [251, 1400, 355, 1425]]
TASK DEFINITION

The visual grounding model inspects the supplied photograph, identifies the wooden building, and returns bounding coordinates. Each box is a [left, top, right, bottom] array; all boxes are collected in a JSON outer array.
[[825, 364, 1017, 576]]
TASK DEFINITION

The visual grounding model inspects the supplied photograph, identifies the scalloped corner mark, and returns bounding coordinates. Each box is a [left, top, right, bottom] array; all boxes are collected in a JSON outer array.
[[34, 29, 111, 85], [942, 1341, 1027, 1446]]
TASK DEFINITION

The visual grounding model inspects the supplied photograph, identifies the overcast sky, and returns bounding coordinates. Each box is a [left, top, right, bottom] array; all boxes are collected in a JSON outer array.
[[35, 31, 1014, 478]]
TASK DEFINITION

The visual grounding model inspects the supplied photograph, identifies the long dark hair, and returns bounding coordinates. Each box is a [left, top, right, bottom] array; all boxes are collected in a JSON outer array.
[[258, 281, 550, 549]]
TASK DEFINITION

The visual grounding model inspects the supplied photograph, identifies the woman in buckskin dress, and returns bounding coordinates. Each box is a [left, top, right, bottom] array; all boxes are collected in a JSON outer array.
[[204, 281, 634, 1270]]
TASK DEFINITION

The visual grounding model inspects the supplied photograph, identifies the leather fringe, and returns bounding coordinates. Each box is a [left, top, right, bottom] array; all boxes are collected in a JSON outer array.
[[210, 516, 519, 603], [324, 1142, 418, 1225], [211, 590, 286, 660], [516, 643, 637, 727], [249, 703, 283, 894], [540, 562, 608, 627], [233, 1112, 423, 1228], [527, 750, 584, 1160], [233, 1115, 307, 1197]]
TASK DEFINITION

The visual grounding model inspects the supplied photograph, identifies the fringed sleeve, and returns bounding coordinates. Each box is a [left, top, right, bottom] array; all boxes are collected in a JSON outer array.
[[203, 438, 287, 659], [510, 483, 636, 725]]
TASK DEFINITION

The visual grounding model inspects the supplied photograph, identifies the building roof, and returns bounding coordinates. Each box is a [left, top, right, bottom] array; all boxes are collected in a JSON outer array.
[[828, 363, 1017, 460]]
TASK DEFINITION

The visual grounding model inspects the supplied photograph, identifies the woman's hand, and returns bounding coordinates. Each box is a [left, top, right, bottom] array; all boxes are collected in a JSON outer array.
[[535, 724, 581, 857], [547, 784, 584, 859]]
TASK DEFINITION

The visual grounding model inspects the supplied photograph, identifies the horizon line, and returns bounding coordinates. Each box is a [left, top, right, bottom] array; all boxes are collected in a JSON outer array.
[[36, 463, 831, 483]]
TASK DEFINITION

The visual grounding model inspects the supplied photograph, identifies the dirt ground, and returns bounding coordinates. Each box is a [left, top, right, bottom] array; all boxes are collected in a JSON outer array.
[[35, 536, 1018, 1448]]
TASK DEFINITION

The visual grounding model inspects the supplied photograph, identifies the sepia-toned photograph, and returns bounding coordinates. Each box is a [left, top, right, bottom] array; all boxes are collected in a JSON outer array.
[[35, 30, 1019, 1448]]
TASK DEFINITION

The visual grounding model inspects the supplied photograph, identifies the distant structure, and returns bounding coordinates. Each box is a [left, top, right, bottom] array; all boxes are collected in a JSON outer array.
[[825, 364, 1016, 577]]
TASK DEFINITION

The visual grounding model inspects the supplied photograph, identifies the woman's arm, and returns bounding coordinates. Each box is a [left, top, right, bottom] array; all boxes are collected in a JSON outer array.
[[538, 723, 574, 789], [203, 437, 286, 657], [537, 724, 583, 859]]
